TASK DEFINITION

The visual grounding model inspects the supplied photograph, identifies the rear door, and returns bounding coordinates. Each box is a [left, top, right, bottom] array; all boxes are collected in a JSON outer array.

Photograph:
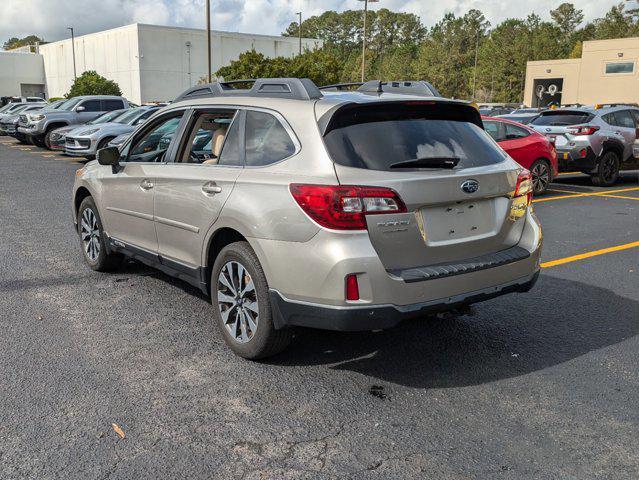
[[321, 101, 525, 271]]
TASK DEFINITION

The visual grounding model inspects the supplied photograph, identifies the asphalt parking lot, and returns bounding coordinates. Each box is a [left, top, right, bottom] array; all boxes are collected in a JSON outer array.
[[1, 138, 638, 479]]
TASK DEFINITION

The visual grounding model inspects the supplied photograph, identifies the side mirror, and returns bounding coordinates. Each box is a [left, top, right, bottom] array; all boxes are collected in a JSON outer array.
[[76, 105, 85, 112], [97, 146, 120, 172]]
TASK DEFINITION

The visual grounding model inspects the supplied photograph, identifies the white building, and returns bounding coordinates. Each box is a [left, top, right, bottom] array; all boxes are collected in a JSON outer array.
[[1, 23, 321, 104]]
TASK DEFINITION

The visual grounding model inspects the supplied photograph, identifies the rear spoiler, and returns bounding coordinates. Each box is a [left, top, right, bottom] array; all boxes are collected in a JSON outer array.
[[318, 100, 483, 137]]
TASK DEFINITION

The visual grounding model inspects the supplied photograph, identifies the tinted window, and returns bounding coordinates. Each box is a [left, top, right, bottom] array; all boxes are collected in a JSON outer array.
[[505, 123, 530, 139], [323, 104, 505, 171], [87, 109, 127, 125], [218, 115, 242, 166], [531, 111, 592, 126], [127, 113, 184, 163], [483, 120, 505, 142], [630, 110, 639, 125], [245, 111, 296, 166], [614, 110, 636, 129], [605, 62, 634, 74], [103, 99, 124, 111], [80, 100, 101, 112]]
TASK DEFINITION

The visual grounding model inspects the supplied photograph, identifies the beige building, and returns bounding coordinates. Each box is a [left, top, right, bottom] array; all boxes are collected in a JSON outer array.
[[524, 37, 639, 107]]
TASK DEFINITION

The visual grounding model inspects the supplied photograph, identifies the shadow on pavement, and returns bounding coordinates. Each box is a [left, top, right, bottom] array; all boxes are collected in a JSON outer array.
[[269, 274, 639, 389]]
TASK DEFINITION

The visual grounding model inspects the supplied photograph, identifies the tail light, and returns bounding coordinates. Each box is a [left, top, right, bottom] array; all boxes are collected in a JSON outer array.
[[345, 274, 360, 301], [567, 125, 599, 135], [510, 170, 533, 221], [514, 170, 533, 204], [289, 184, 407, 230]]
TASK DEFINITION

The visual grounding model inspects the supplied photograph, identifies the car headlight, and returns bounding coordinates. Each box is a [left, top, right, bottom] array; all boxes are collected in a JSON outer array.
[[79, 128, 100, 136], [30, 114, 45, 121]]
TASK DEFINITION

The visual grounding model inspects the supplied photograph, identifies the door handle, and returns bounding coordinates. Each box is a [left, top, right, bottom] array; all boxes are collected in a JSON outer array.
[[202, 182, 222, 195], [140, 179, 154, 190]]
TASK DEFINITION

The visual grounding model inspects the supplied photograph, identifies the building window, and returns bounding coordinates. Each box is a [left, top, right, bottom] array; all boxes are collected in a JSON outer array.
[[605, 61, 635, 74]]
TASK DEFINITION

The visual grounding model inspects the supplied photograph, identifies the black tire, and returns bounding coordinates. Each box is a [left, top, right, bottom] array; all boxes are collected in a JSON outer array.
[[43, 128, 56, 150], [211, 241, 292, 359], [530, 159, 552, 195], [77, 196, 122, 272], [32, 135, 46, 148], [592, 151, 620, 187]]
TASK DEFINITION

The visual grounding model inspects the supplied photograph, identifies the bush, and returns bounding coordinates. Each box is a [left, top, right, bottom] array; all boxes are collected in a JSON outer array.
[[48, 97, 64, 102], [66, 71, 121, 97]]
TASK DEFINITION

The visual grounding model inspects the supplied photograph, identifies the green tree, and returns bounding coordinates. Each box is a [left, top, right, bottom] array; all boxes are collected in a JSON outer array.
[[66, 71, 122, 97], [550, 3, 584, 32], [215, 48, 343, 87], [3, 35, 47, 51], [594, 3, 638, 39]]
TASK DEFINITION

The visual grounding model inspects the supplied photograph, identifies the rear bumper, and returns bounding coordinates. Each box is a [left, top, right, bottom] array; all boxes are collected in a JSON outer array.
[[556, 146, 598, 172], [270, 271, 539, 331]]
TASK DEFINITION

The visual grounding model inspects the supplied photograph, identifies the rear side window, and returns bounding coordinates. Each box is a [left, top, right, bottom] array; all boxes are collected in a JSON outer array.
[[322, 103, 506, 171], [531, 111, 592, 126], [614, 110, 636, 129], [80, 100, 102, 112], [245, 110, 296, 166], [505, 123, 530, 139], [103, 99, 124, 111]]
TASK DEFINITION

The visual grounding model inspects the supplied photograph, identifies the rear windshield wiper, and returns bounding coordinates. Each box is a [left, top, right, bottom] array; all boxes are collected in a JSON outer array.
[[389, 157, 460, 169]]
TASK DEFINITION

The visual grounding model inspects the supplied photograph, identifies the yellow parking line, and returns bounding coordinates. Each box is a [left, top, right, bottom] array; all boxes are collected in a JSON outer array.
[[534, 186, 639, 203], [541, 241, 639, 268], [546, 188, 583, 195], [599, 194, 639, 201], [556, 172, 582, 176]]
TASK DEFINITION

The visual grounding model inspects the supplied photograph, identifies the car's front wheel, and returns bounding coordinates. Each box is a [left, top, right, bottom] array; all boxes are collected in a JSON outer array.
[[211, 241, 292, 359], [530, 159, 551, 195], [77, 196, 122, 271], [592, 151, 620, 187]]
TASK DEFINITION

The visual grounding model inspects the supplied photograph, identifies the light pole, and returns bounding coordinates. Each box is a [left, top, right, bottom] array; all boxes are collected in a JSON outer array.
[[357, 0, 379, 82], [206, 0, 212, 83], [67, 27, 77, 80], [297, 12, 302, 55]]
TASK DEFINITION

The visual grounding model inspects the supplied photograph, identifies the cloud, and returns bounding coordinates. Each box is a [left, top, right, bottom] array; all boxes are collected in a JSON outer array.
[[0, 0, 624, 46]]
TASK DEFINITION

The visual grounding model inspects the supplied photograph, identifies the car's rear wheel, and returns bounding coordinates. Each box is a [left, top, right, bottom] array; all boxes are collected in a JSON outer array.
[[211, 241, 292, 359], [530, 159, 551, 195], [77, 197, 122, 271], [592, 151, 620, 187]]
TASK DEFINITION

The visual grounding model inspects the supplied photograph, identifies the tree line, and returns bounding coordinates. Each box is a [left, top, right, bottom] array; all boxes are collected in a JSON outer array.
[[216, 2, 639, 103]]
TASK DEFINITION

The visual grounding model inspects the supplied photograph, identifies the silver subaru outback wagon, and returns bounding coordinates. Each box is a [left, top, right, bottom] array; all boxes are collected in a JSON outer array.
[[72, 78, 542, 359]]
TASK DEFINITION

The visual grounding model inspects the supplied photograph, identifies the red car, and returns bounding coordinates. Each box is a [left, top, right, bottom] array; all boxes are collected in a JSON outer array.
[[482, 116, 558, 195]]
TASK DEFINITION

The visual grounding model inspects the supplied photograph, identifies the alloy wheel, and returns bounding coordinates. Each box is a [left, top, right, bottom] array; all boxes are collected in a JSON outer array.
[[80, 208, 100, 262], [601, 155, 617, 183], [531, 162, 550, 194], [217, 261, 259, 343]]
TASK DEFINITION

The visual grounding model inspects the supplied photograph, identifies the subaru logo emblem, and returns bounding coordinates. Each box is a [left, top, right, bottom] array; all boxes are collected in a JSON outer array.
[[461, 179, 479, 194], [546, 128, 551, 132]]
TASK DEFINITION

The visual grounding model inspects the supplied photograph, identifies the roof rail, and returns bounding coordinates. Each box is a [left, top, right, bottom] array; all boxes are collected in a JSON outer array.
[[318, 82, 364, 91], [594, 102, 639, 109], [174, 78, 323, 102], [358, 80, 442, 97]]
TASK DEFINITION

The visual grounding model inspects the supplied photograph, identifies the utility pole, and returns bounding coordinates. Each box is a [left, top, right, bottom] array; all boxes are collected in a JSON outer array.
[[67, 27, 77, 80], [297, 12, 302, 55], [206, 0, 212, 83], [357, 0, 379, 82]]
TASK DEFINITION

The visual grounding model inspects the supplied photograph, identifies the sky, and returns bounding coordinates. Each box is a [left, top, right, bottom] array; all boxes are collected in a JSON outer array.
[[0, 0, 626, 46]]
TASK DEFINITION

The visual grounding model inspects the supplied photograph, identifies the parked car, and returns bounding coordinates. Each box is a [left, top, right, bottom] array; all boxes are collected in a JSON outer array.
[[65, 106, 161, 158], [528, 105, 639, 186], [496, 108, 542, 125], [48, 109, 130, 151], [0, 96, 45, 106], [482, 116, 558, 195], [0, 101, 38, 118], [0, 103, 48, 136], [18, 95, 129, 149], [14, 99, 66, 143], [73, 78, 541, 359], [479, 106, 516, 117], [107, 133, 130, 149]]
